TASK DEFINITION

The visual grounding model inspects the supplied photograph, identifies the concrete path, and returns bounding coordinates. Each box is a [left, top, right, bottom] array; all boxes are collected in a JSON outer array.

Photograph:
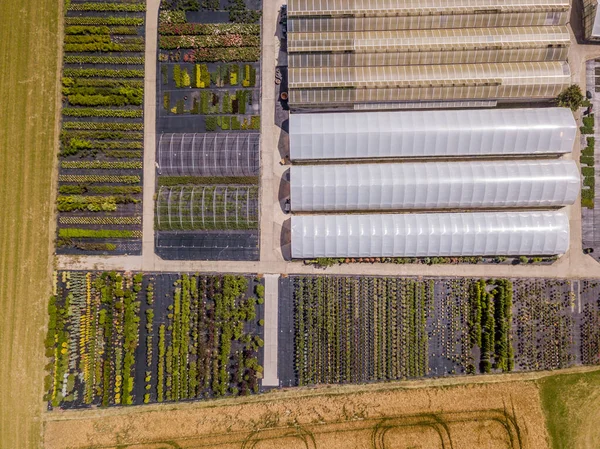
[[141, 0, 160, 271], [261, 274, 279, 387], [259, 0, 286, 263]]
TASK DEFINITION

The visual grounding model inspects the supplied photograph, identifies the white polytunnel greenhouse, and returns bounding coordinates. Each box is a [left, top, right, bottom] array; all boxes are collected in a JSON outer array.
[[290, 160, 580, 211], [290, 211, 570, 258], [157, 133, 260, 176], [289, 108, 576, 160]]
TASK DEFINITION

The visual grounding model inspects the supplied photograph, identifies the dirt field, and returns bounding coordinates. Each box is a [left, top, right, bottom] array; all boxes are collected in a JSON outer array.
[[0, 0, 61, 447], [44, 375, 552, 449]]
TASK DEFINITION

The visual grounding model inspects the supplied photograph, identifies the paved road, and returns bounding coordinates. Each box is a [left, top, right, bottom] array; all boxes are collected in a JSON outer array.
[[262, 274, 279, 386]]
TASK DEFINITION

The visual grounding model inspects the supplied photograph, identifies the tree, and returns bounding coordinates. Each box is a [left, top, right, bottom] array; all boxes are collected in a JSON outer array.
[[556, 84, 585, 111]]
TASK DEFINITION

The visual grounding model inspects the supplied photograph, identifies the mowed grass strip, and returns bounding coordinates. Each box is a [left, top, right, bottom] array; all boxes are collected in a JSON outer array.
[[0, 0, 60, 447]]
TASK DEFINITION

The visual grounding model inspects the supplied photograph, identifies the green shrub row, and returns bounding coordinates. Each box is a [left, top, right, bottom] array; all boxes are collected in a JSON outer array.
[[64, 43, 144, 52], [58, 174, 141, 184], [64, 34, 112, 44], [205, 115, 260, 131], [59, 185, 142, 195], [63, 121, 143, 131], [103, 150, 143, 158], [64, 55, 144, 65], [65, 25, 111, 35], [62, 107, 143, 118], [61, 160, 143, 170], [58, 228, 140, 238], [65, 17, 144, 26], [581, 134, 595, 209], [63, 77, 144, 89], [63, 68, 144, 78], [157, 176, 258, 186], [60, 130, 143, 141], [185, 47, 260, 63], [68, 2, 146, 12]]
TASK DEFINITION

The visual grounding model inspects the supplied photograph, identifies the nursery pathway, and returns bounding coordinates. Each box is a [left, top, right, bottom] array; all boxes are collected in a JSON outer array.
[[141, 0, 160, 270], [262, 274, 279, 387]]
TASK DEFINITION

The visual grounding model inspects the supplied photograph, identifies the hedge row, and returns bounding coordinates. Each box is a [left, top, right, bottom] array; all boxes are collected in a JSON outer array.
[[62, 107, 143, 118]]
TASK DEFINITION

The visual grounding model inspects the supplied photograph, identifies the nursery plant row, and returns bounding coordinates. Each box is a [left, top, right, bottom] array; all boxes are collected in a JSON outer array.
[[164, 63, 257, 89], [292, 276, 600, 387], [580, 114, 595, 209], [45, 271, 265, 409], [57, 5, 146, 254]]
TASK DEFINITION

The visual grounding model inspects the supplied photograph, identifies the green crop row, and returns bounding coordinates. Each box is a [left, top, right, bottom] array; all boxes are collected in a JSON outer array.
[[62, 108, 143, 118]]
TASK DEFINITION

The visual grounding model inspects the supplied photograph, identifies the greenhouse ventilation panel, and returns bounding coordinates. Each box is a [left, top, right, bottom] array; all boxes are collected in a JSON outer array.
[[290, 211, 570, 258], [289, 108, 576, 160], [290, 160, 580, 211]]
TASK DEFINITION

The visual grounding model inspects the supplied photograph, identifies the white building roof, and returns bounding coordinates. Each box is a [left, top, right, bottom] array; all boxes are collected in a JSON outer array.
[[289, 108, 576, 160], [290, 160, 580, 211], [291, 211, 569, 258]]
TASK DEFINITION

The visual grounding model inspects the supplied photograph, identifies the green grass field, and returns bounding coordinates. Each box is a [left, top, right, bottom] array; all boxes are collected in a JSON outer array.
[[539, 369, 600, 449], [0, 0, 61, 447]]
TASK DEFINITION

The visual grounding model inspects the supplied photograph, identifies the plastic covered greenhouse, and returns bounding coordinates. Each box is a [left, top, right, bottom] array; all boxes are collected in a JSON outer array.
[[289, 108, 576, 160], [157, 133, 259, 176], [288, 13, 568, 33], [291, 211, 570, 258], [290, 160, 580, 211], [287, 0, 570, 18]]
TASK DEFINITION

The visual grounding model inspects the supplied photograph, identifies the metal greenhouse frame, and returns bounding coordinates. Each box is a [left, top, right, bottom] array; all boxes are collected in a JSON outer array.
[[290, 160, 580, 211], [155, 185, 259, 230], [291, 211, 570, 258], [289, 108, 576, 160], [157, 133, 260, 176]]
